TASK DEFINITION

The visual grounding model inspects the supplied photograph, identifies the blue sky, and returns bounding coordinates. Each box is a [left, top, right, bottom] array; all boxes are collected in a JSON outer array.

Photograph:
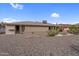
[[0, 3, 79, 24]]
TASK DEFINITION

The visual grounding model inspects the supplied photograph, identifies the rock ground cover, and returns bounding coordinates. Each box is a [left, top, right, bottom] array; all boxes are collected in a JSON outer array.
[[0, 34, 78, 56]]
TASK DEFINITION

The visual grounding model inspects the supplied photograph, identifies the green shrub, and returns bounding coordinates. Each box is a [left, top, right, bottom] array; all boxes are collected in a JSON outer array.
[[48, 28, 59, 36], [68, 25, 79, 35]]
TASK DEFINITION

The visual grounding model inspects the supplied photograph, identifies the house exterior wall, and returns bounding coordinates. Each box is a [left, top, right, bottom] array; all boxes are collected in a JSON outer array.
[[24, 26, 49, 33], [5, 25, 49, 34], [5, 25, 15, 34]]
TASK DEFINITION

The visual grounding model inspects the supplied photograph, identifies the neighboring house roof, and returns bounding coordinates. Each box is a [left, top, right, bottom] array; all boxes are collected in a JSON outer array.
[[56, 24, 71, 27], [4, 21, 53, 27]]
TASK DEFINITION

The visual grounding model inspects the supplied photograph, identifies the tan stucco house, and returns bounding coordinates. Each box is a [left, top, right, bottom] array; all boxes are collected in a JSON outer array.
[[0, 21, 72, 34], [4, 21, 53, 34]]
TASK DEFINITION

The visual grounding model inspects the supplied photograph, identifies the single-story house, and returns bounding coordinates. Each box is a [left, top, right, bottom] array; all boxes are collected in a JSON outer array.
[[4, 21, 53, 34], [0, 21, 72, 34]]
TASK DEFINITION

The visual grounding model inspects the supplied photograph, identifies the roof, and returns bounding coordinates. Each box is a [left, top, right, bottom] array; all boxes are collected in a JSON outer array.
[[4, 21, 73, 27], [5, 21, 53, 27]]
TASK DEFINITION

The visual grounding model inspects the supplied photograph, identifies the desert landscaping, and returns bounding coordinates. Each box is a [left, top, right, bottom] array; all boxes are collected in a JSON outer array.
[[0, 22, 79, 56], [1, 3, 79, 57], [0, 33, 79, 56]]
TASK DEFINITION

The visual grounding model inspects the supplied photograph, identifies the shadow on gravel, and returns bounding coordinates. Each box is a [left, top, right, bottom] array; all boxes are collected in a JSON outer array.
[[70, 44, 79, 55]]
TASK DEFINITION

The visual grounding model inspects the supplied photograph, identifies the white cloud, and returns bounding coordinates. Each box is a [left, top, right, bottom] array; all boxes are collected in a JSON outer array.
[[51, 13, 60, 18], [2, 18, 17, 23], [10, 3, 23, 9], [0, 18, 21, 23]]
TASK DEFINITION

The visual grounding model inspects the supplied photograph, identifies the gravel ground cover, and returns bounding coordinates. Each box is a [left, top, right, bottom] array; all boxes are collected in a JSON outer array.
[[0, 34, 78, 56]]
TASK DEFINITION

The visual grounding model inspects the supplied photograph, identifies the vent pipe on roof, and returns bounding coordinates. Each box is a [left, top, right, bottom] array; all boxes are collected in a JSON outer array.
[[42, 20, 47, 24]]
